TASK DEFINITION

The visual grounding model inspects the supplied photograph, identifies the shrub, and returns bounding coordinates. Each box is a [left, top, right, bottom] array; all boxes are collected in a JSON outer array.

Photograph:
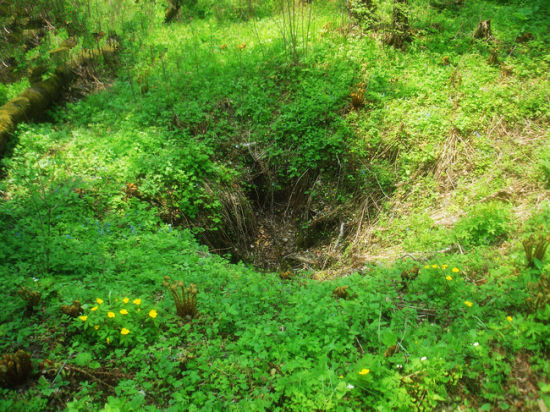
[[453, 202, 512, 247]]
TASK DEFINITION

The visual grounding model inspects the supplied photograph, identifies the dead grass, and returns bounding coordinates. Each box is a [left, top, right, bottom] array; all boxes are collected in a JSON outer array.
[[319, 119, 549, 279]]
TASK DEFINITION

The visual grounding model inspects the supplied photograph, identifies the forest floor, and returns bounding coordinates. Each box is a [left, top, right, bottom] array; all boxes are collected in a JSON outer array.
[[1, 0, 549, 410]]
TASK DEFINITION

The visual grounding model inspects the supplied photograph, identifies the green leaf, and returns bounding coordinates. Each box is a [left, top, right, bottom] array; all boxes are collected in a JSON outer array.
[[74, 352, 93, 367], [381, 330, 397, 346]]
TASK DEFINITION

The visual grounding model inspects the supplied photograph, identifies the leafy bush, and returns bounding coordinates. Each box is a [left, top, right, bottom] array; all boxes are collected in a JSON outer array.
[[453, 202, 513, 247], [0, 80, 30, 106]]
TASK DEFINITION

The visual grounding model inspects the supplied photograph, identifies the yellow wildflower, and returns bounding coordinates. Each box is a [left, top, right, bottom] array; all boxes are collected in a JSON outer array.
[[107, 311, 115, 318], [120, 309, 128, 315], [506, 316, 513, 322], [452, 267, 459, 273], [96, 298, 104, 304], [133, 298, 141, 305], [432, 264, 438, 269], [446, 275, 452, 281], [339, 375, 343, 379], [91, 306, 98, 311], [149, 309, 158, 319], [442, 264, 448, 269], [359, 368, 370, 375], [79, 315, 88, 321], [106, 337, 110, 344], [123, 297, 129, 304], [94, 325, 100, 330], [424, 265, 430, 269], [120, 328, 130, 335], [464, 300, 473, 307]]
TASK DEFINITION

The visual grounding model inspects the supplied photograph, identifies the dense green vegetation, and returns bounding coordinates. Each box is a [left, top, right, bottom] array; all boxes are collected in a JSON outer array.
[[1, 0, 549, 410]]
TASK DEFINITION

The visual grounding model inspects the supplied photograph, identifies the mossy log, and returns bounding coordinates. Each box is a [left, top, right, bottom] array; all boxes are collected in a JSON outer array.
[[0, 43, 118, 157]]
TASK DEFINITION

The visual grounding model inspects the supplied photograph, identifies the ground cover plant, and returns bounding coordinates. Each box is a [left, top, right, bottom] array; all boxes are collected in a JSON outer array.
[[1, 0, 549, 410]]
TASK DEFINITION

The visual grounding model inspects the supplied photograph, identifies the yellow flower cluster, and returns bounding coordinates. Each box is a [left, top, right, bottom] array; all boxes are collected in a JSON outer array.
[[424, 264, 460, 273], [76, 296, 158, 345]]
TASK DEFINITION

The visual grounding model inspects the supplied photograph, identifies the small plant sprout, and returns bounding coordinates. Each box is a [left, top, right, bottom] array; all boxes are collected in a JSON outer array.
[[332, 285, 350, 299], [0, 350, 32, 388], [163, 276, 199, 319], [17, 287, 41, 312], [523, 234, 549, 268], [61, 300, 83, 317], [351, 83, 365, 108]]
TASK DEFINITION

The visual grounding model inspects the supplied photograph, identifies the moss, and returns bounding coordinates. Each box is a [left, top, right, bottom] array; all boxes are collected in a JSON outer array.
[[19, 88, 48, 117], [49, 46, 70, 64], [2, 100, 29, 122]]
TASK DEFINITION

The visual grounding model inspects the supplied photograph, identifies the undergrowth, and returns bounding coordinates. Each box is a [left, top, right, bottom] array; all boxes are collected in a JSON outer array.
[[1, 0, 549, 410]]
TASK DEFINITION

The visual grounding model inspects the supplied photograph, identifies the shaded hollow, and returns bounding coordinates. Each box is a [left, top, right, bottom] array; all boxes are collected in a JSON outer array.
[[192, 145, 378, 272]]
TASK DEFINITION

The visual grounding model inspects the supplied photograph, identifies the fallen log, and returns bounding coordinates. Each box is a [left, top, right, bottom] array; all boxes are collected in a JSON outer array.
[[0, 43, 118, 157]]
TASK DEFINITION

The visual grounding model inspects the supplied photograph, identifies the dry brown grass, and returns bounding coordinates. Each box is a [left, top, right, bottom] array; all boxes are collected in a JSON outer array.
[[313, 119, 549, 279]]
